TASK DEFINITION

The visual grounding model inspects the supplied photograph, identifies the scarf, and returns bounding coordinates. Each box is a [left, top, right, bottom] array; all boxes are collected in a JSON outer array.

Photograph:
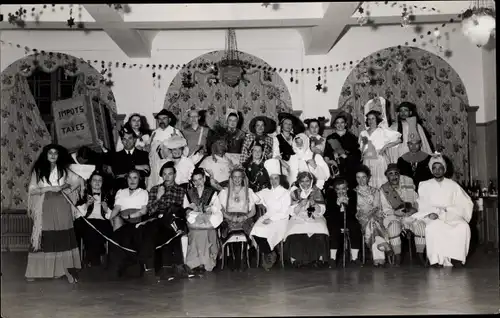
[[292, 133, 314, 161], [186, 186, 216, 212], [380, 182, 405, 210], [226, 174, 250, 213]]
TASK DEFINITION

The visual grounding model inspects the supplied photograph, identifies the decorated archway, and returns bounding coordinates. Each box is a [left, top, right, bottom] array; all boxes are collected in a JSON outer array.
[[338, 46, 470, 181], [0, 52, 117, 210], [162, 50, 293, 132]]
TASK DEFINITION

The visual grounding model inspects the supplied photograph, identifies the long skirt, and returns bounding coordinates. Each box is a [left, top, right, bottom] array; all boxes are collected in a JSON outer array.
[[284, 234, 329, 263], [186, 229, 219, 271], [25, 192, 81, 279], [363, 154, 389, 189], [74, 218, 113, 265]]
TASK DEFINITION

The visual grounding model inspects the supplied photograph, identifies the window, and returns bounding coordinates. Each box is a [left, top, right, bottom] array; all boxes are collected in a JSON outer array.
[[27, 67, 77, 143]]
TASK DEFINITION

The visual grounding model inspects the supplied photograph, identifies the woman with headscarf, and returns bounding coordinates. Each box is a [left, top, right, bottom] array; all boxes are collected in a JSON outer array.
[[359, 97, 402, 188], [240, 115, 276, 165], [74, 170, 114, 267], [387, 101, 433, 163], [25, 144, 84, 283], [288, 133, 330, 190], [251, 159, 291, 270], [218, 167, 260, 270], [325, 111, 362, 187], [284, 171, 329, 268], [183, 168, 223, 273], [116, 113, 152, 152]]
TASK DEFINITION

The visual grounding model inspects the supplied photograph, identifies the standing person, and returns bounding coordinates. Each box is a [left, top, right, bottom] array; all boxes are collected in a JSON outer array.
[[116, 113, 152, 152], [387, 102, 432, 163], [359, 97, 401, 188], [397, 136, 433, 191], [409, 153, 473, 267], [74, 170, 114, 267], [183, 168, 223, 273], [353, 166, 392, 267], [324, 112, 362, 187], [99, 126, 150, 191], [240, 116, 276, 165], [182, 109, 209, 166], [161, 135, 195, 189], [305, 118, 331, 157], [250, 159, 291, 270], [25, 144, 84, 284], [148, 109, 183, 189]]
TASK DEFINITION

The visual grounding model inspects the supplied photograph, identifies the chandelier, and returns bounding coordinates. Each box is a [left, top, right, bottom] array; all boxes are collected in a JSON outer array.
[[219, 29, 244, 87], [461, 0, 496, 47]]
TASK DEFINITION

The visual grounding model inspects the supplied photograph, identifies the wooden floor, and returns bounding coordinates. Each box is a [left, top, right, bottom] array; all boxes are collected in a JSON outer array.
[[1, 250, 499, 317]]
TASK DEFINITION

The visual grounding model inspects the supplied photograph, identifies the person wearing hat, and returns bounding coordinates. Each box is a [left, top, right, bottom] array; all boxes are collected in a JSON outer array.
[[250, 159, 291, 270], [388, 101, 432, 163], [182, 109, 209, 166], [396, 134, 433, 191], [148, 109, 183, 190], [359, 97, 402, 188], [379, 163, 426, 266], [156, 135, 194, 189], [408, 153, 473, 267], [239, 115, 276, 165], [325, 111, 362, 187]]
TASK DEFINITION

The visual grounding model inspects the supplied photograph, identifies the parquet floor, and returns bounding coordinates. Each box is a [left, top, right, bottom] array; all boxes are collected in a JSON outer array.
[[1, 251, 499, 317]]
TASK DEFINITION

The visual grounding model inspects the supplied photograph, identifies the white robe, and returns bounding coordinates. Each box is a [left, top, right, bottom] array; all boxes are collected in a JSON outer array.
[[250, 186, 290, 250], [285, 187, 329, 238], [410, 178, 473, 265], [148, 126, 183, 189]]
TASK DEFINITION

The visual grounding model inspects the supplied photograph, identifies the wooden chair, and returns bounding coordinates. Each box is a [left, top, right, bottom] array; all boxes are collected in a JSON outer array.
[[220, 233, 251, 270]]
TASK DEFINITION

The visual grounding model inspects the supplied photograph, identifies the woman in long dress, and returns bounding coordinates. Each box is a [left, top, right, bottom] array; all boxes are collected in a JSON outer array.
[[359, 97, 402, 188], [250, 159, 291, 270], [116, 113, 152, 152], [353, 165, 393, 267], [288, 133, 330, 190], [25, 144, 84, 283], [284, 171, 329, 268]]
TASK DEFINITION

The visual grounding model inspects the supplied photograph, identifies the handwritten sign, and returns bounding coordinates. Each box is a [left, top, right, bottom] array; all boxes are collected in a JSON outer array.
[[52, 95, 97, 151]]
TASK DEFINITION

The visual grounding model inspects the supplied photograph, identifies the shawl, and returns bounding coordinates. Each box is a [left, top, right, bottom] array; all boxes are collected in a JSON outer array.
[[28, 168, 84, 251], [291, 185, 324, 206], [292, 133, 314, 161], [380, 182, 405, 210], [186, 186, 217, 212]]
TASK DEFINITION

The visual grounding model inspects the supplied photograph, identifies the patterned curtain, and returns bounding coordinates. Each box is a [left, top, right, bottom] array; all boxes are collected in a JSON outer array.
[[0, 74, 52, 210], [0, 52, 117, 211], [338, 46, 470, 182], [163, 50, 293, 132]]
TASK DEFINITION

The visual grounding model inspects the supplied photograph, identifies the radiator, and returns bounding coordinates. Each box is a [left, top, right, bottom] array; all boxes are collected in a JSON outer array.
[[1, 213, 32, 252]]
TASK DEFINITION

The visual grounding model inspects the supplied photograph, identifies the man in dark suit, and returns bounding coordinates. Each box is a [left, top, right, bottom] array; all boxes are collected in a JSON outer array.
[[101, 126, 151, 190]]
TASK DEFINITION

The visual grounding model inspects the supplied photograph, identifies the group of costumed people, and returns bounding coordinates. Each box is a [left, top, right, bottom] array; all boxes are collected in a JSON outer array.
[[23, 97, 473, 284]]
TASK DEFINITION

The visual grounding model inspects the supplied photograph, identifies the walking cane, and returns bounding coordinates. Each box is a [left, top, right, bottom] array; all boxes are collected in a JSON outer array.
[[341, 202, 350, 268]]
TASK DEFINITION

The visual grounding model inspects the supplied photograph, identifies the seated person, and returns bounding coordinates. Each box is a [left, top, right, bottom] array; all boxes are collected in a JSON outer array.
[[353, 165, 392, 267], [74, 170, 114, 267], [396, 136, 433, 191], [199, 139, 233, 191], [162, 135, 195, 189], [218, 167, 259, 271], [288, 133, 330, 190], [99, 126, 150, 191], [250, 159, 291, 270], [139, 161, 189, 279], [325, 178, 362, 266], [409, 153, 473, 267], [284, 172, 329, 268], [379, 164, 426, 266], [244, 144, 271, 193], [107, 169, 149, 277], [183, 168, 223, 273]]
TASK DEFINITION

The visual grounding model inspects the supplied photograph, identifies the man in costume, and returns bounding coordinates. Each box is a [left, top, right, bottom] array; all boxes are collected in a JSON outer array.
[[182, 109, 209, 166], [408, 153, 473, 267], [397, 134, 433, 191], [379, 164, 426, 266], [163, 135, 195, 189]]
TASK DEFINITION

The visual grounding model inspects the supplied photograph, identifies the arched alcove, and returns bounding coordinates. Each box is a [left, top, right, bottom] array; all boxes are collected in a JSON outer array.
[[0, 52, 117, 210], [162, 50, 293, 132], [338, 46, 471, 181]]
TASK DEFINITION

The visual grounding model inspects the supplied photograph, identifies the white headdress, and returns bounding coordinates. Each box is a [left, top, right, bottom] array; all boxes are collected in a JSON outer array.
[[364, 96, 389, 128], [162, 135, 189, 158], [429, 152, 447, 173], [226, 108, 239, 121], [264, 158, 281, 176]]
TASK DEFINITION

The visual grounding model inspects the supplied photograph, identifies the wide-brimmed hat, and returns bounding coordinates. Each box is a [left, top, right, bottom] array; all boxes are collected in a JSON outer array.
[[155, 109, 178, 126], [161, 135, 189, 158], [249, 116, 277, 134], [333, 111, 353, 129], [278, 112, 305, 134]]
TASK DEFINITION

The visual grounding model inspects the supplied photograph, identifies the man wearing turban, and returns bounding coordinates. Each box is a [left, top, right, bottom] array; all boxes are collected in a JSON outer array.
[[407, 153, 473, 267]]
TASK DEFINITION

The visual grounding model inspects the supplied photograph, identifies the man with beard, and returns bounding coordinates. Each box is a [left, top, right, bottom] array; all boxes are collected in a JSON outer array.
[[148, 109, 183, 189], [408, 153, 473, 267], [379, 164, 426, 266]]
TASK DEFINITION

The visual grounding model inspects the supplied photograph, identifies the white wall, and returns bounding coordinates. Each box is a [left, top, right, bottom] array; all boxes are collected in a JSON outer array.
[[0, 24, 492, 126]]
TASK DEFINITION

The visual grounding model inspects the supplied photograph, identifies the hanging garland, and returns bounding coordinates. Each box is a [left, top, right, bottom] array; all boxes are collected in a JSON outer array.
[[1, 2, 464, 91]]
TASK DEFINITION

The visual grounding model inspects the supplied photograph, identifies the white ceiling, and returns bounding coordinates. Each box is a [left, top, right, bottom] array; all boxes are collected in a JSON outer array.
[[0, 2, 470, 57]]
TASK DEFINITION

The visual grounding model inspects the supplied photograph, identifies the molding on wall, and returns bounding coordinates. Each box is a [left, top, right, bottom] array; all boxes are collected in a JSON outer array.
[[467, 106, 479, 181], [477, 119, 497, 127]]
